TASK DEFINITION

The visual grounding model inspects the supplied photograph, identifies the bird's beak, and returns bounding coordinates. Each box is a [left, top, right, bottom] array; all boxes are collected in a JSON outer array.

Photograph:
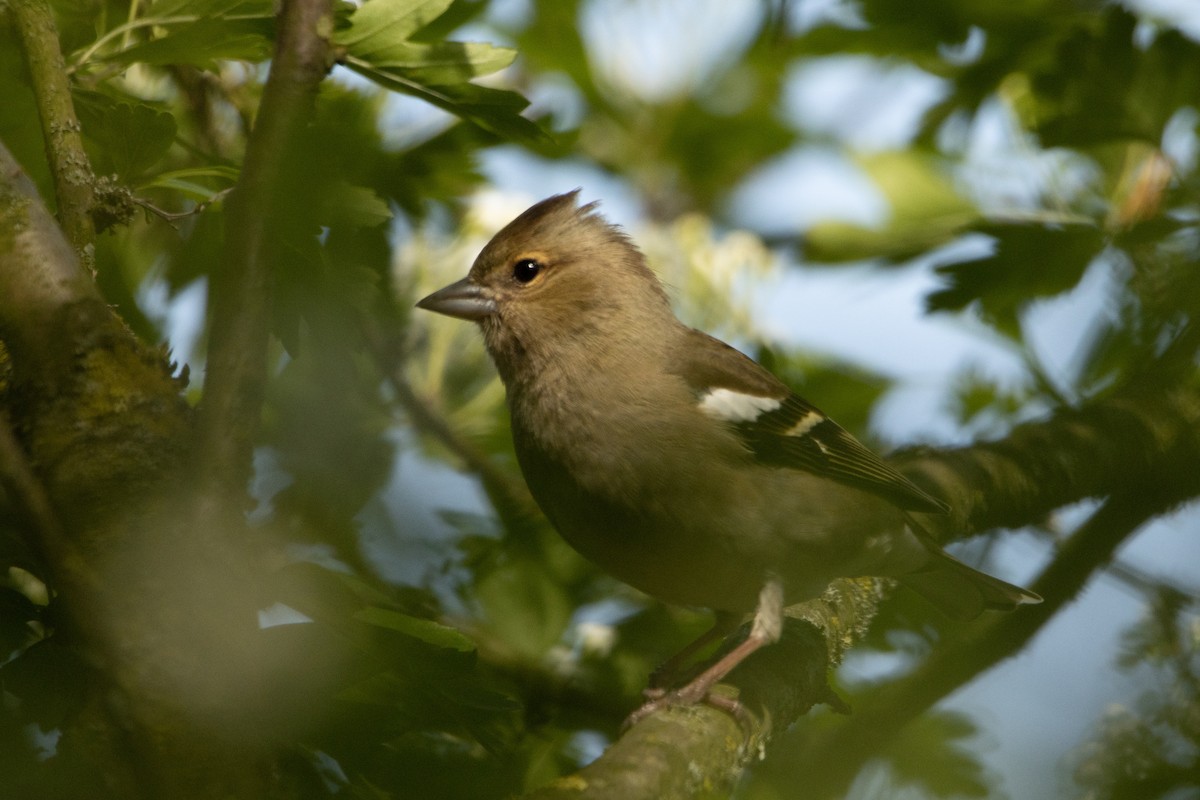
[[416, 277, 497, 321]]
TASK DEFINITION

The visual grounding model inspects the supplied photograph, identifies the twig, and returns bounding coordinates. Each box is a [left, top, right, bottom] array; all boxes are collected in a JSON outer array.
[[133, 187, 232, 225], [195, 0, 335, 495], [10, 0, 97, 272]]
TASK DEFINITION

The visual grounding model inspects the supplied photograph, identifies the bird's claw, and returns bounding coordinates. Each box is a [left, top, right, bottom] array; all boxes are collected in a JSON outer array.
[[622, 684, 756, 733]]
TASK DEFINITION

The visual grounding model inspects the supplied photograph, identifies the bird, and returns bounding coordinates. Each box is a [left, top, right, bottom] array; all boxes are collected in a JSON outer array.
[[416, 190, 1040, 722]]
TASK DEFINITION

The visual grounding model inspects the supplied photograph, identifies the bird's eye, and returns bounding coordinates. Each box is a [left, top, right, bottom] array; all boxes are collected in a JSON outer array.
[[512, 258, 542, 284]]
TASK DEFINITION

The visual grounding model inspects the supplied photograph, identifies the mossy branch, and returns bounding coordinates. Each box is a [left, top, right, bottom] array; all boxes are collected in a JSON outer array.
[[10, 0, 97, 271]]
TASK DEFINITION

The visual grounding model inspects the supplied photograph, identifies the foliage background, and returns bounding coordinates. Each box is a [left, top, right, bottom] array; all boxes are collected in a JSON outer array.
[[1, 0, 1199, 798]]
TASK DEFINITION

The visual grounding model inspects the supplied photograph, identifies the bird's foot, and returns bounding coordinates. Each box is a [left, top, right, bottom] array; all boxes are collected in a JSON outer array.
[[622, 683, 754, 732]]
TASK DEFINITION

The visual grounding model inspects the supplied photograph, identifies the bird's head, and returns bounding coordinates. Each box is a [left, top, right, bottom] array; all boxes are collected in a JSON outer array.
[[417, 191, 673, 379]]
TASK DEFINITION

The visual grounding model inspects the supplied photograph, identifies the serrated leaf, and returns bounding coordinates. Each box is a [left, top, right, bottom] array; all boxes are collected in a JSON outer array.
[[325, 182, 393, 228], [73, 90, 177, 178], [346, 59, 546, 143], [105, 18, 272, 68], [926, 220, 1103, 337], [883, 711, 990, 798], [1029, 8, 1200, 147], [146, 0, 272, 20], [367, 40, 516, 83], [333, 0, 455, 49], [332, 0, 543, 143], [354, 607, 475, 652]]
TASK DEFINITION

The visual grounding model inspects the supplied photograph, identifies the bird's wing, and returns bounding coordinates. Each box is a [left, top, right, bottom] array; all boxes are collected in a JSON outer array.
[[672, 328, 950, 514]]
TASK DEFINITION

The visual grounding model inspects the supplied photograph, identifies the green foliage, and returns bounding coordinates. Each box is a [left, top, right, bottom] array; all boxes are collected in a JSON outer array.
[[1072, 589, 1200, 800], [74, 90, 178, 179], [4, 0, 1200, 796], [336, 0, 545, 142], [927, 220, 1105, 338]]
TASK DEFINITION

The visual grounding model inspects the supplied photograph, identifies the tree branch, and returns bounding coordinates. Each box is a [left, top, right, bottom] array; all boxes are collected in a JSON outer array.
[[0, 139, 104, 381], [10, 0, 97, 272], [776, 482, 1191, 799], [520, 579, 877, 800], [196, 0, 334, 495], [900, 384, 1200, 541]]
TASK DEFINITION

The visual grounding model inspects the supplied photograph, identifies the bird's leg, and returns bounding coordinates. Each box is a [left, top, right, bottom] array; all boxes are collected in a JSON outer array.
[[625, 576, 783, 730], [648, 611, 742, 689]]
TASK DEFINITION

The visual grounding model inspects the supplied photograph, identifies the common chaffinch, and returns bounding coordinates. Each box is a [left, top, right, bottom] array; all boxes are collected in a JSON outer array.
[[417, 191, 1040, 720]]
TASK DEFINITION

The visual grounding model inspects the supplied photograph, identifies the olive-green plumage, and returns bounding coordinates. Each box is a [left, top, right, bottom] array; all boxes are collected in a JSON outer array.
[[418, 192, 1040, 711]]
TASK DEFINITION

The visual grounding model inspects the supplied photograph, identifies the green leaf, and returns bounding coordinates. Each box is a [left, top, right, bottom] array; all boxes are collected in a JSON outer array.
[[366, 40, 516, 83], [333, 0, 544, 143], [325, 182, 393, 228], [147, 0, 272, 20], [333, 0, 454, 49], [73, 90, 177, 178], [105, 18, 273, 68], [137, 165, 241, 196], [883, 710, 990, 797], [345, 59, 546, 143], [804, 151, 978, 263], [926, 220, 1104, 336], [474, 556, 573, 659], [1028, 8, 1200, 147], [354, 607, 476, 653]]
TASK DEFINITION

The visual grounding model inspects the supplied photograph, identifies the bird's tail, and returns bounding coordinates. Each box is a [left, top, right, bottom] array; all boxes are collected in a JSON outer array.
[[900, 548, 1042, 621]]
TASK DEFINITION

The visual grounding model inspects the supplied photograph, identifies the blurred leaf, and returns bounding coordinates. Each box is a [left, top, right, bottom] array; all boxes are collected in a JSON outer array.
[[0, 640, 89, 729], [325, 181, 394, 228], [73, 90, 177, 179], [475, 555, 573, 659], [805, 151, 977, 262], [103, 18, 273, 68], [357, 40, 515, 83], [345, 59, 546, 143], [355, 607, 476, 652], [951, 368, 1031, 432], [145, 0, 272, 21], [883, 710, 990, 797], [1028, 9, 1200, 148], [137, 165, 240, 196], [1073, 589, 1200, 800], [926, 220, 1104, 336], [667, 100, 794, 209]]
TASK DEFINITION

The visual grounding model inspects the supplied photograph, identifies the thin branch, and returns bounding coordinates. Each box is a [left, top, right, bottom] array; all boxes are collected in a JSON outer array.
[[195, 0, 335, 495], [10, 0, 97, 272], [132, 187, 232, 225]]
